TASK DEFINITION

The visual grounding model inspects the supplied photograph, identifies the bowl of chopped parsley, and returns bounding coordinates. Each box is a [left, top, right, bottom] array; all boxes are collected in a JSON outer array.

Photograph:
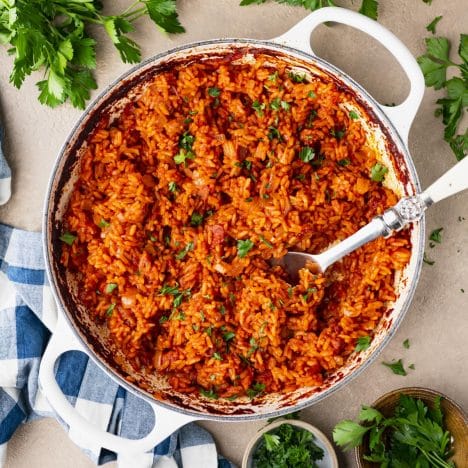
[[242, 418, 338, 468], [332, 387, 468, 467]]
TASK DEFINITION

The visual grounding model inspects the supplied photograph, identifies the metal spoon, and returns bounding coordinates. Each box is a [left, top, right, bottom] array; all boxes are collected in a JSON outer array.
[[275, 155, 468, 280]]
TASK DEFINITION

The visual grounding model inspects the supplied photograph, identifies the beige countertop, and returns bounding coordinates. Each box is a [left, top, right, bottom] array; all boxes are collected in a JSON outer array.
[[1, 1, 467, 467]]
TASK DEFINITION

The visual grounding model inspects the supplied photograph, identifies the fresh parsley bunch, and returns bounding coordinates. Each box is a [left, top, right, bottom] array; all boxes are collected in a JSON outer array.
[[333, 394, 455, 468], [240, 0, 379, 21], [0, 0, 184, 109], [418, 34, 468, 160]]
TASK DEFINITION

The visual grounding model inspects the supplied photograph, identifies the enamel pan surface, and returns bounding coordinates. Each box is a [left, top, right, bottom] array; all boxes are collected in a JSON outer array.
[[43, 34, 424, 421]]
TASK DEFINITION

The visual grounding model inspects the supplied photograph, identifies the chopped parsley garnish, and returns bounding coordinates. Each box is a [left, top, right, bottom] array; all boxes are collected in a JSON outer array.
[[355, 335, 371, 352], [174, 131, 195, 164], [105, 283, 117, 294], [59, 232, 77, 245], [429, 227, 443, 243], [246, 382, 266, 399], [208, 87, 221, 97], [426, 15, 443, 34], [176, 241, 194, 260], [338, 158, 351, 167], [200, 388, 218, 399], [268, 126, 282, 141], [252, 100, 265, 116], [179, 131, 194, 150], [237, 239, 254, 258], [105, 303, 115, 317], [423, 252, 435, 265], [268, 71, 279, 82], [245, 197, 253, 202], [254, 422, 324, 467], [98, 219, 110, 228], [159, 315, 168, 324], [213, 352, 222, 361], [382, 358, 407, 376], [409, 363, 416, 370], [168, 181, 177, 192], [307, 91, 316, 98], [302, 287, 317, 301], [330, 128, 346, 139], [288, 71, 306, 83], [403, 338, 410, 349], [223, 331, 235, 342], [159, 284, 179, 295], [190, 212, 204, 227], [287, 286, 293, 298], [298, 146, 315, 163], [270, 97, 289, 111], [349, 110, 360, 120], [259, 235, 273, 248], [370, 162, 389, 182], [205, 325, 214, 337]]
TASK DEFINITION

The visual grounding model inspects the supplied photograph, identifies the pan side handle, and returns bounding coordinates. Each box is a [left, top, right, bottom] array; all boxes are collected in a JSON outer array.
[[272, 7, 425, 144], [38, 312, 195, 455]]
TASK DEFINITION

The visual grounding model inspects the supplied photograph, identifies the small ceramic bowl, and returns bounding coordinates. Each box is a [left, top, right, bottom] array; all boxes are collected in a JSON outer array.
[[242, 419, 339, 468], [355, 387, 468, 467]]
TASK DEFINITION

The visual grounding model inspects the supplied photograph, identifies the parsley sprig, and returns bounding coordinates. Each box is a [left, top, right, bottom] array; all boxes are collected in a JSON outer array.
[[0, 0, 184, 108], [333, 394, 454, 468], [417, 34, 468, 160]]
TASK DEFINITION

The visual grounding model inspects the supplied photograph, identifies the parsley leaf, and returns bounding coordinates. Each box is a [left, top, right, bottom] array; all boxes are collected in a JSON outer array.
[[105, 303, 115, 317], [403, 338, 410, 349], [426, 16, 443, 35], [237, 239, 254, 258], [382, 359, 407, 376], [355, 336, 371, 352], [370, 163, 388, 182], [59, 232, 77, 246], [200, 388, 218, 399], [105, 283, 118, 294], [176, 241, 194, 260], [208, 87, 221, 97], [252, 100, 265, 116], [246, 382, 266, 399], [168, 181, 178, 192], [359, 0, 378, 21], [190, 212, 204, 227], [429, 227, 443, 243], [298, 146, 315, 163]]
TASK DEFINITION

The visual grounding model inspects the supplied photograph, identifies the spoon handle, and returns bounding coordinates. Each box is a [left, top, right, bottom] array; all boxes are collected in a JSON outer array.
[[422, 154, 468, 204], [317, 155, 468, 271], [316, 217, 389, 271]]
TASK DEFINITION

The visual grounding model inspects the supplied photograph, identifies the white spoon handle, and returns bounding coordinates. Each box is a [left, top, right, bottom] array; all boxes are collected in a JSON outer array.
[[315, 156, 468, 271], [422, 155, 468, 204]]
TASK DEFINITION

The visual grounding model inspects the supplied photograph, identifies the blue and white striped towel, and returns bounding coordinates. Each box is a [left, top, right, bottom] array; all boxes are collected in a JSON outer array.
[[0, 231, 235, 466], [0, 123, 11, 205]]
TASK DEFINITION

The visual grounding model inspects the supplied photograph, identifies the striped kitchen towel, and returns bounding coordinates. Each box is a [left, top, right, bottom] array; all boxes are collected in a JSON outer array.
[[0, 224, 235, 468], [0, 122, 11, 205]]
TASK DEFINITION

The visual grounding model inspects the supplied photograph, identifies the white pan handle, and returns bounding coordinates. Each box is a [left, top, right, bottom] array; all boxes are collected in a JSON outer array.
[[273, 7, 425, 144], [38, 312, 195, 455]]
